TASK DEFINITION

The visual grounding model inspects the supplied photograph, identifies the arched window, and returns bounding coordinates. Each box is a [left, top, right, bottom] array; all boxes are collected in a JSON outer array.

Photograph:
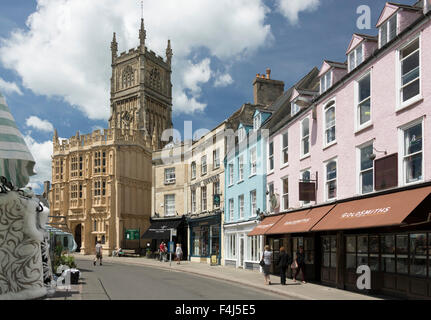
[[324, 101, 336, 145]]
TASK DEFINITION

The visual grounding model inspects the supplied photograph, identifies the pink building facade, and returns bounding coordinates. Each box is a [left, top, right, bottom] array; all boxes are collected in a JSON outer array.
[[256, 1, 431, 299]]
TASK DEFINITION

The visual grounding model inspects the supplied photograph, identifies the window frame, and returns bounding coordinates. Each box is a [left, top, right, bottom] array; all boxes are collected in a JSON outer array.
[[396, 34, 422, 111], [250, 190, 257, 217], [213, 148, 220, 170], [357, 141, 374, 195], [268, 141, 274, 172], [323, 100, 336, 148], [348, 43, 364, 72], [379, 14, 397, 48], [320, 71, 332, 94], [281, 176, 289, 211], [250, 147, 257, 176], [164, 167, 176, 184], [291, 99, 300, 116], [229, 198, 234, 221], [300, 169, 311, 207], [355, 71, 372, 132], [238, 155, 244, 182], [253, 113, 261, 131], [300, 116, 311, 159], [164, 194, 175, 216], [280, 130, 289, 167], [228, 162, 234, 186], [398, 118, 424, 186], [324, 158, 338, 201], [238, 194, 245, 219], [191, 161, 196, 180], [201, 186, 207, 211], [201, 155, 207, 176]]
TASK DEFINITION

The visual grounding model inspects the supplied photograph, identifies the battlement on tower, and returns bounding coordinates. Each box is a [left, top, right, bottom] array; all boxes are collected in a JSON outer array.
[[53, 128, 154, 154]]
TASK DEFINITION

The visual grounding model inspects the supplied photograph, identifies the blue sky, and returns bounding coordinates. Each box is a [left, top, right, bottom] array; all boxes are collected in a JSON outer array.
[[0, 0, 416, 191]]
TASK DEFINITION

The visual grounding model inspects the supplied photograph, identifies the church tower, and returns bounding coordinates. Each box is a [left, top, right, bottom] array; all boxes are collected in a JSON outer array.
[[109, 18, 173, 150]]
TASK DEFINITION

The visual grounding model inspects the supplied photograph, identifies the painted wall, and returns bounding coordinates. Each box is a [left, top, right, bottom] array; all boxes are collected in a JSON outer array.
[[267, 18, 431, 210]]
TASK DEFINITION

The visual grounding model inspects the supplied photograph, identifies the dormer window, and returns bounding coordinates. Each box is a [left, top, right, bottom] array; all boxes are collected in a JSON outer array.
[[380, 14, 397, 48], [348, 44, 363, 72], [320, 71, 332, 94], [291, 100, 300, 116], [253, 113, 261, 131], [238, 127, 246, 143]]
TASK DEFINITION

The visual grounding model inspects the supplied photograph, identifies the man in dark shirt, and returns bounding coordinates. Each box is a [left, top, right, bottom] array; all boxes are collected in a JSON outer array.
[[294, 246, 306, 283]]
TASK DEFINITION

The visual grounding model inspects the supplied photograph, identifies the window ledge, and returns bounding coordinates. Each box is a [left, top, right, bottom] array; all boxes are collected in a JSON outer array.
[[267, 170, 274, 176], [237, 179, 244, 184], [355, 122, 373, 135], [396, 95, 423, 113], [280, 163, 289, 170], [300, 154, 311, 161], [323, 141, 337, 151], [249, 173, 257, 178]]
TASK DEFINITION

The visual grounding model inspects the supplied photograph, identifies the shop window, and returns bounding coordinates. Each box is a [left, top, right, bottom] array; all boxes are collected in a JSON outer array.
[[409, 233, 427, 277], [210, 225, 220, 256], [292, 237, 314, 265], [396, 234, 409, 274], [429, 233, 431, 278], [346, 236, 357, 270], [191, 225, 209, 257], [381, 234, 396, 273], [247, 236, 261, 262], [357, 235, 368, 267], [226, 234, 236, 259], [322, 236, 337, 268], [369, 235, 379, 271]]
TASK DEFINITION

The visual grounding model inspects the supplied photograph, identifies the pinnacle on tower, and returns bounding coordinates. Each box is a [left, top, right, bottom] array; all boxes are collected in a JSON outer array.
[[111, 32, 118, 62], [139, 18, 146, 47], [166, 39, 173, 65], [53, 129, 58, 143]]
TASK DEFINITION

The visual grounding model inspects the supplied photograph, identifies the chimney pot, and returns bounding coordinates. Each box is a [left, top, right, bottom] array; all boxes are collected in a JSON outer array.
[[266, 68, 271, 79]]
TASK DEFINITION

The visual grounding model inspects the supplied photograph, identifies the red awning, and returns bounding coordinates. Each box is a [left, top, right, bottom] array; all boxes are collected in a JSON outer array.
[[312, 186, 431, 231], [248, 215, 284, 236], [266, 205, 335, 235]]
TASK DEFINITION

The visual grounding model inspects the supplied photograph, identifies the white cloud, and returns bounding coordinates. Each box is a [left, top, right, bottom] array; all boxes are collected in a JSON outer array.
[[0, 0, 272, 117], [23, 135, 53, 191], [214, 73, 233, 88], [276, 0, 320, 25], [0, 77, 22, 95], [26, 116, 54, 132]]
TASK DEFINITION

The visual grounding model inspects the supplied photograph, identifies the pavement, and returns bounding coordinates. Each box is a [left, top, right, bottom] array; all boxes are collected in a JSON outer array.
[[54, 254, 387, 300]]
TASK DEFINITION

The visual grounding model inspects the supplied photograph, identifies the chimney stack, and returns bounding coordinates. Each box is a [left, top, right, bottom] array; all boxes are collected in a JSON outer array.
[[253, 69, 284, 107]]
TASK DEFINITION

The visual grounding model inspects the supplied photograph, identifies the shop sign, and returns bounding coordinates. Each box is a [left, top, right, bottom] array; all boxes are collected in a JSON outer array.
[[341, 207, 391, 218], [299, 182, 316, 201], [283, 218, 310, 226], [125, 229, 140, 240], [256, 223, 274, 229], [375, 153, 398, 191]]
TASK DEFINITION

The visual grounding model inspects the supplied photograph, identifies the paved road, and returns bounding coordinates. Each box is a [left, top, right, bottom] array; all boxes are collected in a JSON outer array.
[[48, 258, 291, 300]]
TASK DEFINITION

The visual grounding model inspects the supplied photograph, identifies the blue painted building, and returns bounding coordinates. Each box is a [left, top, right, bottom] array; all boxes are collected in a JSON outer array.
[[223, 109, 272, 270]]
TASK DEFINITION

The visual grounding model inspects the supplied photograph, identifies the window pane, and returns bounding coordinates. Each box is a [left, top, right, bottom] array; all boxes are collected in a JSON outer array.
[[410, 233, 427, 277], [349, 52, 355, 70], [346, 253, 356, 269], [330, 236, 337, 253], [360, 145, 373, 170], [389, 16, 397, 41], [356, 45, 363, 66], [396, 234, 409, 274], [282, 133, 288, 148], [330, 253, 337, 268], [269, 142, 273, 156], [326, 72, 331, 89], [361, 170, 374, 194], [405, 153, 422, 183], [381, 23, 387, 46], [401, 51, 419, 82], [369, 235, 379, 253], [358, 236, 368, 253], [327, 181, 337, 199], [323, 252, 330, 267], [302, 118, 309, 137], [326, 127, 335, 144], [401, 38, 419, 59], [369, 255, 379, 271], [358, 253, 368, 267], [322, 237, 330, 252], [359, 99, 371, 125], [346, 236, 356, 253], [303, 137, 309, 155], [382, 235, 395, 254], [358, 74, 370, 102], [326, 161, 336, 180], [382, 256, 396, 273], [302, 170, 310, 181], [404, 123, 422, 155], [402, 79, 420, 102]]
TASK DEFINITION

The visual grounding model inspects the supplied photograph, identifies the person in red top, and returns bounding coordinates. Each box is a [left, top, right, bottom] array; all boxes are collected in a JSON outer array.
[[159, 241, 166, 262]]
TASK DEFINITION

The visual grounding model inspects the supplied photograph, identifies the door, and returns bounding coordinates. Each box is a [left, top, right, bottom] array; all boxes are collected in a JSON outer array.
[[74, 224, 82, 252]]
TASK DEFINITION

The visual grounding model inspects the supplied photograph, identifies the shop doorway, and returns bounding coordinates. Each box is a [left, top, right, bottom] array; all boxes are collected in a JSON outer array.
[[321, 235, 337, 284], [267, 238, 283, 275], [74, 224, 82, 252]]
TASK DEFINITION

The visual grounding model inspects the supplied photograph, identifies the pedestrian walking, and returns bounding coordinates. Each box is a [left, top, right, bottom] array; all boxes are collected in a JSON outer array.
[[262, 245, 272, 285], [175, 243, 183, 264], [293, 246, 306, 283], [94, 240, 103, 266], [159, 241, 166, 262], [277, 246, 291, 285]]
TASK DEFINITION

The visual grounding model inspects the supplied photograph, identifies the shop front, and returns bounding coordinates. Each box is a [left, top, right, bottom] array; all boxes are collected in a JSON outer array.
[[312, 184, 431, 299], [141, 216, 188, 259], [187, 212, 221, 264], [225, 220, 264, 270]]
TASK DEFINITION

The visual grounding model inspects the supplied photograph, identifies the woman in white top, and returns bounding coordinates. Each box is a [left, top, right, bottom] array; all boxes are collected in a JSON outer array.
[[262, 245, 272, 285], [175, 243, 183, 264]]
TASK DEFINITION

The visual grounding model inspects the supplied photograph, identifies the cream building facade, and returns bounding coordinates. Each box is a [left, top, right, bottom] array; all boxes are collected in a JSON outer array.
[[49, 19, 173, 255]]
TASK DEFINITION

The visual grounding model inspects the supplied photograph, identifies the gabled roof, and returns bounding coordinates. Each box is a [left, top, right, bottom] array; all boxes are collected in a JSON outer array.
[[318, 60, 347, 77], [346, 33, 378, 54], [376, 2, 421, 27]]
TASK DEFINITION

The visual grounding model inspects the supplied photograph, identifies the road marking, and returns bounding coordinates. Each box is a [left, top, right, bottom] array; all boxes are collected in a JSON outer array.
[[98, 278, 111, 300]]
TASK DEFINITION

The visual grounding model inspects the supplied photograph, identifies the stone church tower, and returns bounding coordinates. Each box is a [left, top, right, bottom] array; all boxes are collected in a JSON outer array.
[[109, 18, 173, 150], [49, 20, 173, 255]]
